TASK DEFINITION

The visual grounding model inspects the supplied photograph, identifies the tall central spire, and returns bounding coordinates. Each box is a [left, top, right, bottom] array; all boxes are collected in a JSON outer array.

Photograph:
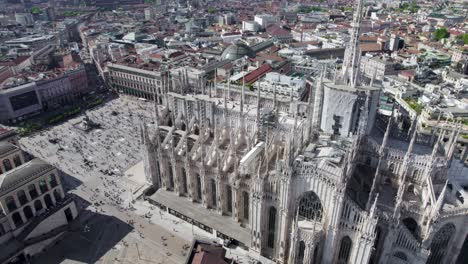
[[341, 0, 364, 87]]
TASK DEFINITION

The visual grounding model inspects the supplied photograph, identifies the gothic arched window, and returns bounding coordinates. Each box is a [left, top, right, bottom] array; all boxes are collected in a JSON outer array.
[[243, 191, 249, 220], [296, 241, 306, 264], [403, 218, 419, 239], [226, 185, 232, 213], [181, 168, 187, 194], [337, 236, 352, 264], [427, 223, 455, 264], [167, 162, 174, 189], [267, 206, 277, 249], [196, 174, 202, 202], [388, 163, 395, 173], [298, 191, 323, 222], [211, 179, 217, 209]]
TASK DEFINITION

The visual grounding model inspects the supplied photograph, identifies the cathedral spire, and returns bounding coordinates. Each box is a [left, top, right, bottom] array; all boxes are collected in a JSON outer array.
[[447, 123, 461, 162], [431, 129, 446, 160], [227, 75, 231, 100], [224, 74, 228, 111], [406, 116, 419, 157], [357, 92, 369, 136], [256, 82, 261, 125], [380, 108, 394, 155], [214, 68, 218, 97], [273, 83, 277, 110], [430, 180, 448, 221], [370, 68, 377, 87], [241, 76, 245, 115], [311, 67, 325, 130], [369, 193, 379, 218], [367, 156, 382, 211], [341, 0, 364, 85]]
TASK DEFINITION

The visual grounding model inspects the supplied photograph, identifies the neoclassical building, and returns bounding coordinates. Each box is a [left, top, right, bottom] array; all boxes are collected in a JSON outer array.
[[0, 141, 78, 263], [142, 1, 468, 263]]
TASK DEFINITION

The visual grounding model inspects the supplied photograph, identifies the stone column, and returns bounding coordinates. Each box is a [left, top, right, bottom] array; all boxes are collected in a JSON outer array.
[[34, 184, 41, 198], [45, 178, 53, 193], [201, 172, 209, 209], [24, 187, 33, 202], [174, 166, 181, 196], [288, 233, 298, 264], [322, 193, 345, 263], [30, 202, 37, 215], [216, 179, 223, 215], [50, 191, 57, 205], [233, 188, 240, 222], [187, 169, 196, 203], [38, 197, 46, 210], [12, 195, 21, 213], [19, 210, 27, 224], [19, 152, 26, 164], [304, 241, 314, 264]]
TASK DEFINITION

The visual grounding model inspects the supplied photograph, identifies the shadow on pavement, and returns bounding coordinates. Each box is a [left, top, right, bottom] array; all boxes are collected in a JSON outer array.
[[30, 202, 133, 264]]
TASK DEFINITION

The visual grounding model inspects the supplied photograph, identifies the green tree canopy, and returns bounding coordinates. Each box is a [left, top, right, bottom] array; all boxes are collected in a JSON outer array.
[[433, 28, 449, 41], [456, 33, 468, 45], [207, 7, 216, 14], [30, 7, 42, 14], [296, 5, 325, 13]]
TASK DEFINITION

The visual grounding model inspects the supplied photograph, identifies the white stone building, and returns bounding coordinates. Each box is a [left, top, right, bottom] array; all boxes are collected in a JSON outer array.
[[141, 1, 468, 264], [254, 14, 279, 29], [255, 72, 305, 98], [0, 141, 78, 263]]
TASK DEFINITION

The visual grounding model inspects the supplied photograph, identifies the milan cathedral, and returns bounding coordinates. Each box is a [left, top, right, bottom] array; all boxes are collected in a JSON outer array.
[[142, 1, 468, 263]]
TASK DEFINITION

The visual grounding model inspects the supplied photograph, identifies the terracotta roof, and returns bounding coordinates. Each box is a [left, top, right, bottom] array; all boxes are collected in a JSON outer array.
[[359, 43, 382, 53], [244, 63, 272, 84], [359, 36, 379, 42], [399, 70, 415, 77], [191, 244, 228, 264], [266, 25, 291, 37]]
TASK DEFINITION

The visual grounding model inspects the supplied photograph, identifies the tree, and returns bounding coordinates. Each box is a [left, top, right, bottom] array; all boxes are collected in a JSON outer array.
[[207, 7, 216, 14], [30, 7, 42, 14], [456, 33, 468, 45], [433, 28, 449, 41]]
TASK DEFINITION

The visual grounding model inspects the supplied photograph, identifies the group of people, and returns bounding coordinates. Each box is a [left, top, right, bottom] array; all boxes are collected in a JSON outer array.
[[20, 97, 155, 211]]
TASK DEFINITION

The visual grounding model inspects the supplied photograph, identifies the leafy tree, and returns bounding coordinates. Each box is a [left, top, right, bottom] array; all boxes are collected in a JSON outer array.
[[433, 28, 449, 41], [296, 5, 325, 13], [30, 7, 42, 14], [207, 7, 216, 14], [456, 33, 468, 45], [398, 0, 419, 13]]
